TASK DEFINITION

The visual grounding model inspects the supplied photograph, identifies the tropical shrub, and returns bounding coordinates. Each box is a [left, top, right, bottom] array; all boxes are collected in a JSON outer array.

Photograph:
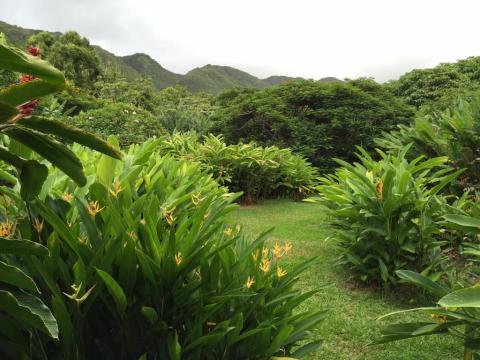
[[159, 132, 318, 202], [3, 138, 325, 359], [64, 102, 166, 146], [308, 145, 463, 286], [0, 34, 120, 358], [376, 96, 480, 193], [377, 214, 480, 360], [212, 79, 414, 171]]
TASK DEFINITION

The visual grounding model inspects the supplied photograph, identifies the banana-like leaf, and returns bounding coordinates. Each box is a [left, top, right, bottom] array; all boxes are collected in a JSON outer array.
[[439, 286, 480, 308], [0, 101, 18, 123], [396, 270, 449, 298], [444, 214, 480, 233], [0, 80, 63, 107], [4, 126, 86, 186], [0, 146, 25, 168], [0, 288, 58, 339], [20, 160, 48, 201], [20, 117, 122, 159], [0, 237, 49, 256], [0, 40, 65, 85], [0, 260, 39, 293], [96, 268, 127, 315]]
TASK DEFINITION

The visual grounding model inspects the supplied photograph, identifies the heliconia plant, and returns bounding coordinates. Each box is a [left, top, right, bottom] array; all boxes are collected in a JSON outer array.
[[376, 213, 480, 360], [307, 145, 463, 286], [1, 138, 325, 359], [0, 35, 120, 359]]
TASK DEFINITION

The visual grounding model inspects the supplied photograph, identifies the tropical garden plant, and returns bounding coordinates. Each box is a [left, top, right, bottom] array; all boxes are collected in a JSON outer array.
[[377, 213, 480, 360], [0, 138, 325, 359], [158, 132, 318, 202], [0, 34, 120, 358], [308, 145, 463, 286]]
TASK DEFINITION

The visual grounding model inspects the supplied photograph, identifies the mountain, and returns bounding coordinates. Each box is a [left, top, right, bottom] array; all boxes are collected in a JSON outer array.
[[0, 20, 336, 93]]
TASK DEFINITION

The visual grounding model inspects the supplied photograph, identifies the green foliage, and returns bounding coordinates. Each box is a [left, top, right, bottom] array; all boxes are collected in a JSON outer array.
[[64, 102, 166, 147], [28, 31, 102, 88], [2, 139, 324, 359], [93, 71, 157, 112], [389, 57, 480, 109], [213, 79, 414, 171], [0, 34, 120, 197], [376, 96, 480, 192], [158, 132, 318, 202], [308, 146, 462, 286]]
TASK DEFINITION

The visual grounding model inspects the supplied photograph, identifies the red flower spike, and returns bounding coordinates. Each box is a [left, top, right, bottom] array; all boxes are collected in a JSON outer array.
[[27, 46, 40, 57], [20, 74, 35, 83]]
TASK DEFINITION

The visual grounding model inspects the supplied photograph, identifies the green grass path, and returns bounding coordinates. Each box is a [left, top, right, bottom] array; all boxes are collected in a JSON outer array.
[[226, 200, 460, 360]]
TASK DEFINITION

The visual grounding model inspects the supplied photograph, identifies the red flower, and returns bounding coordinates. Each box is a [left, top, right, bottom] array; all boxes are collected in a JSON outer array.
[[20, 74, 35, 83], [27, 46, 40, 57], [19, 100, 38, 116]]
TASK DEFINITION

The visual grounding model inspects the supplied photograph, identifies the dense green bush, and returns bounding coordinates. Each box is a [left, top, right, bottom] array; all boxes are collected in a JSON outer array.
[[376, 96, 480, 192], [308, 146, 463, 286], [64, 102, 166, 146], [388, 56, 480, 109], [0, 139, 324, 359], [377, 213, 480, 360], [158, 132, 318, 202], [212, 79, 414, 171]]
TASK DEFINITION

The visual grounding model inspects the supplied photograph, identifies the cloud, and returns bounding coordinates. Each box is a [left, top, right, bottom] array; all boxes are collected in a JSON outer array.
[[3, 0, 480, 80]]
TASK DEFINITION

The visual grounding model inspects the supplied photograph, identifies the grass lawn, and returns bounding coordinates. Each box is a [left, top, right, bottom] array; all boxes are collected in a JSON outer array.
[[226, 199, 461, 360]]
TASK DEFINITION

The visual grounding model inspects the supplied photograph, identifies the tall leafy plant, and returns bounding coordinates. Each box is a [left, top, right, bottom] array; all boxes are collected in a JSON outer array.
[[308, 145, 462, 286]]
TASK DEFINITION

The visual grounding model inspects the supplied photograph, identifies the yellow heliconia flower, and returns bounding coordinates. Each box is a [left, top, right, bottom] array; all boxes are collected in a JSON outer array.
[[272, 243, 284, 259], [62, 192, 73, 203], [78, 234, 88, 244], [203, 212, 210, 220], [252, 249, 260, 261], [33, 218, 44, 234], [175, 252, 182, 266], [283, 241, 293, 254], [245, 276, 255, 289], [0, 220, 16, 238], [262, 246, 269, 258], [109, 180, 123, 198], [276, 266, 287, 278], [225, 227, 233, 236], [163, 210, 174, 226], [236, 224, 241, 234], [140, 218, 146, 225], [259, 258, 271, 273], [376, 180, 384, 200], [191, 192, 203, 206], [88, 201, 103, 217], [127, 230, 137, 240], [194, 269, 202, 280]]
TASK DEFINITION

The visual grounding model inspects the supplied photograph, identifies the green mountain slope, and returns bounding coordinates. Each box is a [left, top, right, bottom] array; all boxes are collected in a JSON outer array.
[[121, 53, 181, 89], [0, 20, 330, 93]]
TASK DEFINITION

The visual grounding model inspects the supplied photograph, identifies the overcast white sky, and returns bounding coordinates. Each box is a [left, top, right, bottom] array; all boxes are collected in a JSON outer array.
[[2, 0, 480, 81]]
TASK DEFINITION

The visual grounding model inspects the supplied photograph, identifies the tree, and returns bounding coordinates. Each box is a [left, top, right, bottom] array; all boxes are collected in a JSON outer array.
[[27, 31, 101, 88], [213, 80, 414, 171]]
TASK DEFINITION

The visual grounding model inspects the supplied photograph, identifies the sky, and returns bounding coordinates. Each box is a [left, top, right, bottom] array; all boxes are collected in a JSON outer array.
[[2, 0, 480, 82]]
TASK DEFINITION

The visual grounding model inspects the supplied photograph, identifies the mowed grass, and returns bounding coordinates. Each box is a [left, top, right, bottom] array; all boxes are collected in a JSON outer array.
[[226, 199, 461, 360]]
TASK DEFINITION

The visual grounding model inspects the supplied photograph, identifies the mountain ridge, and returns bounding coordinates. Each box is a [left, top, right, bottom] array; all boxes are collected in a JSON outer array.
[[0, 20, 339, 92]]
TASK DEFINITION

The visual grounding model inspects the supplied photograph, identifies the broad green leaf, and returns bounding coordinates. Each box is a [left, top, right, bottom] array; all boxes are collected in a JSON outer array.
[[0, 260, 39, 293], [141, 306, 158, 325], [291, 340, 323, 358], [20, 117, 122, 159], [0, 146, 25, 168], [0, 237, 49, 256], [0, 41, 65, 85], [0, 101, 18, 123], [439, 286, 480, 308], [167, 331, 182, 360], [5, 125, 86, 186], [267, 325, 294, 356], [0, 80, 63, 107], [96, 268, 127, 315], [396, 270, 449, 298], [97, 135, 120, 186], [0, 289, 58, 338], [19, 159, 48, 201], [444, 214, 480, 233]]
